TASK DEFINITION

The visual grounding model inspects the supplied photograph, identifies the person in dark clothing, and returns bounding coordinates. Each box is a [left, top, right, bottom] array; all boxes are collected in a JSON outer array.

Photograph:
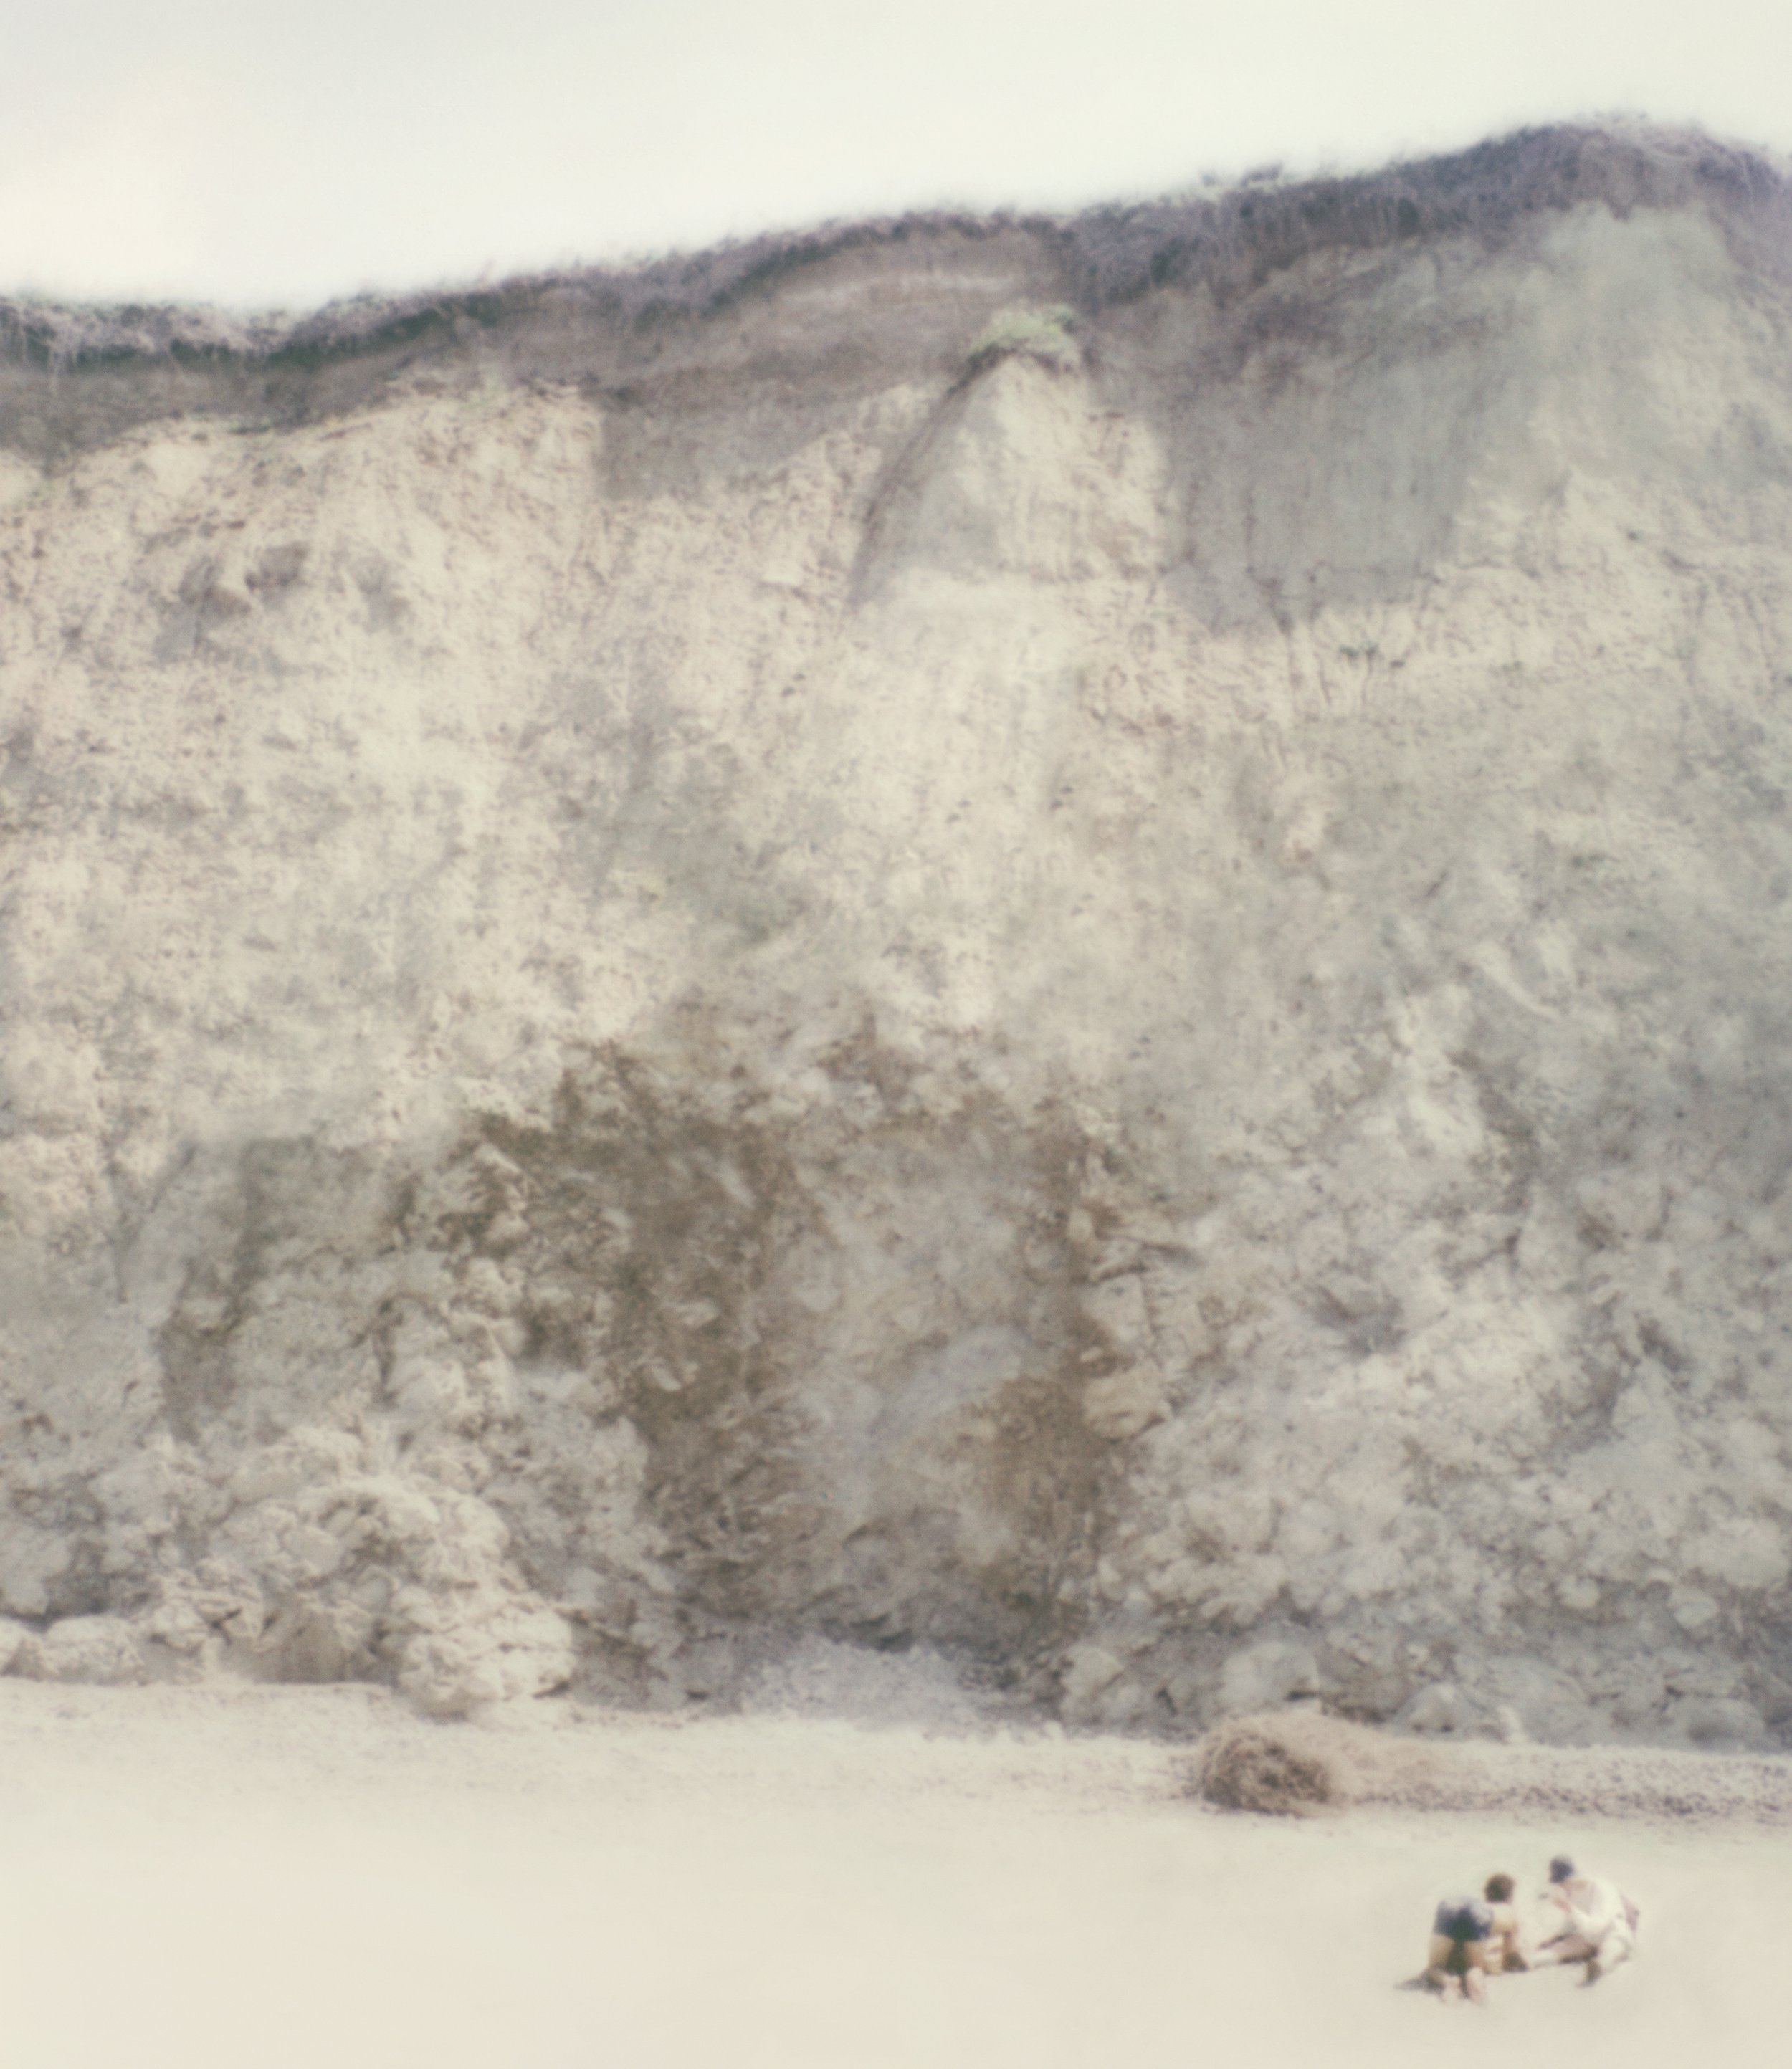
[[1424, 1893, 1495, 2002]]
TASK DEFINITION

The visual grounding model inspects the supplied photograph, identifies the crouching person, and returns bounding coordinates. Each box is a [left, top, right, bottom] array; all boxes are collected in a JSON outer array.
[[1425, 1894, 1495, 2002], [1534, 1855, 1639, 1982], [1481, 1873, 1530, 1974]]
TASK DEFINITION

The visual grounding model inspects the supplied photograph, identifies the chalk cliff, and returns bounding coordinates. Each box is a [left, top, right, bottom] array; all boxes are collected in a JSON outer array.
[[5, 124, 1792, 1739]]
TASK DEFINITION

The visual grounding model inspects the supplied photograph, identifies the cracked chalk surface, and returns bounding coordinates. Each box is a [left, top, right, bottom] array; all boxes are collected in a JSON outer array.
[[6, 132, 1792, 1741]]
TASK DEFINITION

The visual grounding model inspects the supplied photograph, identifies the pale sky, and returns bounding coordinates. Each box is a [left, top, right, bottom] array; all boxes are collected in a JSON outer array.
[[3, 0, 1790, 311]]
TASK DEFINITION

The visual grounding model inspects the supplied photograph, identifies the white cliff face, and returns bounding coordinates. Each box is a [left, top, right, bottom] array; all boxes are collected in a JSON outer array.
[[5, 135, 1792, 1736]]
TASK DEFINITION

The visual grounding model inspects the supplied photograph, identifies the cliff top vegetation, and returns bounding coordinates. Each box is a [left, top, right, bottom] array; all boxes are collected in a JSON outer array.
[[4, 120, 1788, 379]]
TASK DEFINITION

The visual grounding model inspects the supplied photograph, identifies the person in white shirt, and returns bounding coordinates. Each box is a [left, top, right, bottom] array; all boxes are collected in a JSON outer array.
[[1533, 1855, 1639, 1982]]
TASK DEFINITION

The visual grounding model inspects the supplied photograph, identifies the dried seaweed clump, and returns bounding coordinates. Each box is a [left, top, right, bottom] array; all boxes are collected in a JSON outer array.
[[1195, 1711, 1355, 1815], [1193, 1711, 1449, 1815]]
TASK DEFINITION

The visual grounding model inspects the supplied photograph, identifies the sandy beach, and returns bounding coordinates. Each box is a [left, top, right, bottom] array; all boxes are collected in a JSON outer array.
[[2, 1683, 1787, 2068]]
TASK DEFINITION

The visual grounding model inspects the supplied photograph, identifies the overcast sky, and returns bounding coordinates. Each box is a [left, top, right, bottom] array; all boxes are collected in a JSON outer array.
[[4, 0, 1790, 311]]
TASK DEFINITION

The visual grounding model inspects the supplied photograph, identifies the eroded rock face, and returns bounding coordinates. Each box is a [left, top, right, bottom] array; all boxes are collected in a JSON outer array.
[[5, 130, 1792, 1731]]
